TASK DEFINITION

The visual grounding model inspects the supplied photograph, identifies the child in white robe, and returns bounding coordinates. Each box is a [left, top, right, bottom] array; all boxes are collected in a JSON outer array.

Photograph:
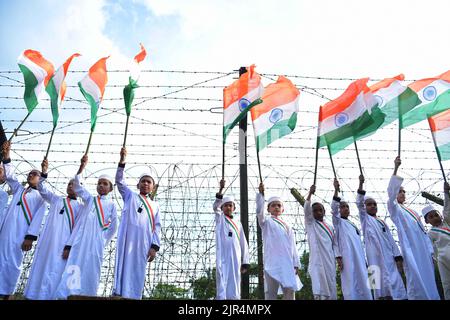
[[0, 141, 46, 299], [213, 179, 250, 300], [256, 182, 302, 300], [387, 156, 440, 300], [24, 158, 83, 300], [332, 178, 372, 300], [304, 184, 338, 300], [113, 147, 161, 300], [55, 154, 117, 299], [422, 181, 450, 300], [357, 174, 407, 300]]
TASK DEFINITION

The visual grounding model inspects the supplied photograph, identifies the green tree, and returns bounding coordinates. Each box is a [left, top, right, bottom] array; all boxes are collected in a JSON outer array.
[[190, 268, 216, 300], [151, 282, 188, 299]]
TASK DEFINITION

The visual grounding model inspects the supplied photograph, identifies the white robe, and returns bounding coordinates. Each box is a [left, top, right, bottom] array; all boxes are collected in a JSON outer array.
[[428, 192, 450, 299], [256, 193, 302, 292], [55, 174, 117, 299], [304, 200, 337, 299], [387, 175, 440, 300], [0, 187, 8, 228], [331, 198, 372, 300], [356, 192, 407, 299], [0, 162, 46, 295], [23, 176, 83, 300], [113, 166, 161, 300], [213, 197, 250, 300]]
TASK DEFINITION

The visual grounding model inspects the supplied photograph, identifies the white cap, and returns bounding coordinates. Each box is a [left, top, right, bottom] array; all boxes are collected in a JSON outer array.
[[221, 196, 235, 208], [267, 196, 283, 205], [364, 195, 376, 203], [422, 204, 436, 218], [98, 174, 113, 185], [139, 172, 154, 182]]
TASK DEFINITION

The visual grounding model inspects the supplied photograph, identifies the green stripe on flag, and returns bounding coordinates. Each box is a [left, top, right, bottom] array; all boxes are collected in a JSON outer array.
[[45, 79, 59, 127], [18, 64, 39, 113], [436, 141, 450, 161], [380, 87, 421, 128], [223, 98, 263, 142], [401, 90, 450, 128], [123, 76, 139, 116], [78, 83, 99, 131], [256, 113, 297, 151]]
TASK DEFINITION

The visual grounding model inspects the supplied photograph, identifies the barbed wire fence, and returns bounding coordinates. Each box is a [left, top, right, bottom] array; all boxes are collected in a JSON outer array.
[[1, 68, 447, 298]]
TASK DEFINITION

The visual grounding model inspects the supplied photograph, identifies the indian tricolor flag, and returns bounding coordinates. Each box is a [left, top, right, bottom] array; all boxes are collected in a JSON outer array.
[[369, 74, 421, 128], [45, 53, 80, 127], [318, 78, 383, 155], [402, 70, 450, 128], [78, 56, 109, 131], [17, 49, 55, 113], [223, 65, 263, 142], [428, 109, 450, 161], [124, 43, 146, 116], [251, 76, 300, 151]]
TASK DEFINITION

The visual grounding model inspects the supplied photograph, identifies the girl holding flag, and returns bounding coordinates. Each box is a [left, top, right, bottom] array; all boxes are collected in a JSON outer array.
[[55, 154, 117, 299]]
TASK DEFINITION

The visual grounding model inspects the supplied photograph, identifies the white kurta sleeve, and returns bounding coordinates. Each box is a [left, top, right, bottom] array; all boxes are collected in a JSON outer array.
[[213, 197, 222, 222], [37, 176, 60, 204], [256, 193, 266, 228], [303, 200, 314, 226], [331, 199, 341, 228], [104, 204, 118, 245], [356, 192, 367, 225], [387, 175, 404, 220], [73, 174, 92, 203], [151, 205, 161, 249], [240, 226, 250, 265], [444, 192, 450, 225], [115, 166, 132, 202], [26, 198, 46, 237], [4, 161, 23, 195]]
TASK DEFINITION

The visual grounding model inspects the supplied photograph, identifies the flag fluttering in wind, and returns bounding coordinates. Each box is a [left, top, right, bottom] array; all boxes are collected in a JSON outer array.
[[317, 78, 383, 155], [428, 109, 450, 161], [124, 43, 146, 116], [223, 65, 263, 142], [401, 70, 450, 128], [78, 56, 109, 131], [17, 49, 55, 113], [251, 76, 300, 151], [46, 53, 81, 127]]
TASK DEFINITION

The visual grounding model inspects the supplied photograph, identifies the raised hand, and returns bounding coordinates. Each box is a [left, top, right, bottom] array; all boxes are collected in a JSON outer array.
[[120, 147, 127, 164]]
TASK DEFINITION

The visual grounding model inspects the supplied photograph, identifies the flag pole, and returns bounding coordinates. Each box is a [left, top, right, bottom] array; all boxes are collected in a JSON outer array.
[[398, 106, 402, 157], [428, 117, 447, 183], [222, 140, 225, 180], [353, 139, 363, 176], [327, 147, 337, 179], [313, 110, 321, 185], [122, 115, 130, 148], [44, 126, 56, 160], [256, 149, 263, 183], [9, 112, 31, 142], [85, 130, 94, 155]]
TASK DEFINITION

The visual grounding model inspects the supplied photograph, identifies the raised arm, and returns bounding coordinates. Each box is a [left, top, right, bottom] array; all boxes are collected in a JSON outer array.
[[356, 175, 368, 224], [2, 141, 23, 194], [115, 148, 133, 201], [213, 179, 225, 219], [304, 185, 315, 226], [37, 158, 60, 204], [73, 155, 92, 203], [331, 178, 341, 224], [256, 182, 266, 227], [387, 157, 403, 219]]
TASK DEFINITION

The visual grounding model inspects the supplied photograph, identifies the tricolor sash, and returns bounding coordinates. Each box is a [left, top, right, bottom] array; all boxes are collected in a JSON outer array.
[[19, 188, 33, 225], [224, 215, 240, 241], [63, 197, 75, 232], [316, 220, 333, 242], [93, 196, 111, 230], [138, 194, 155, 233], [400, 204, 426, 233], [431, 226, 450, 237], [271, 216, 288, 234], [346, 219, 360, 235]]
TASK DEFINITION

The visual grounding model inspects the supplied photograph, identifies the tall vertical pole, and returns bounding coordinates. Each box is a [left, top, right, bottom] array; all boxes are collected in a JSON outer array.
[[238, 66, 250, 299]]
